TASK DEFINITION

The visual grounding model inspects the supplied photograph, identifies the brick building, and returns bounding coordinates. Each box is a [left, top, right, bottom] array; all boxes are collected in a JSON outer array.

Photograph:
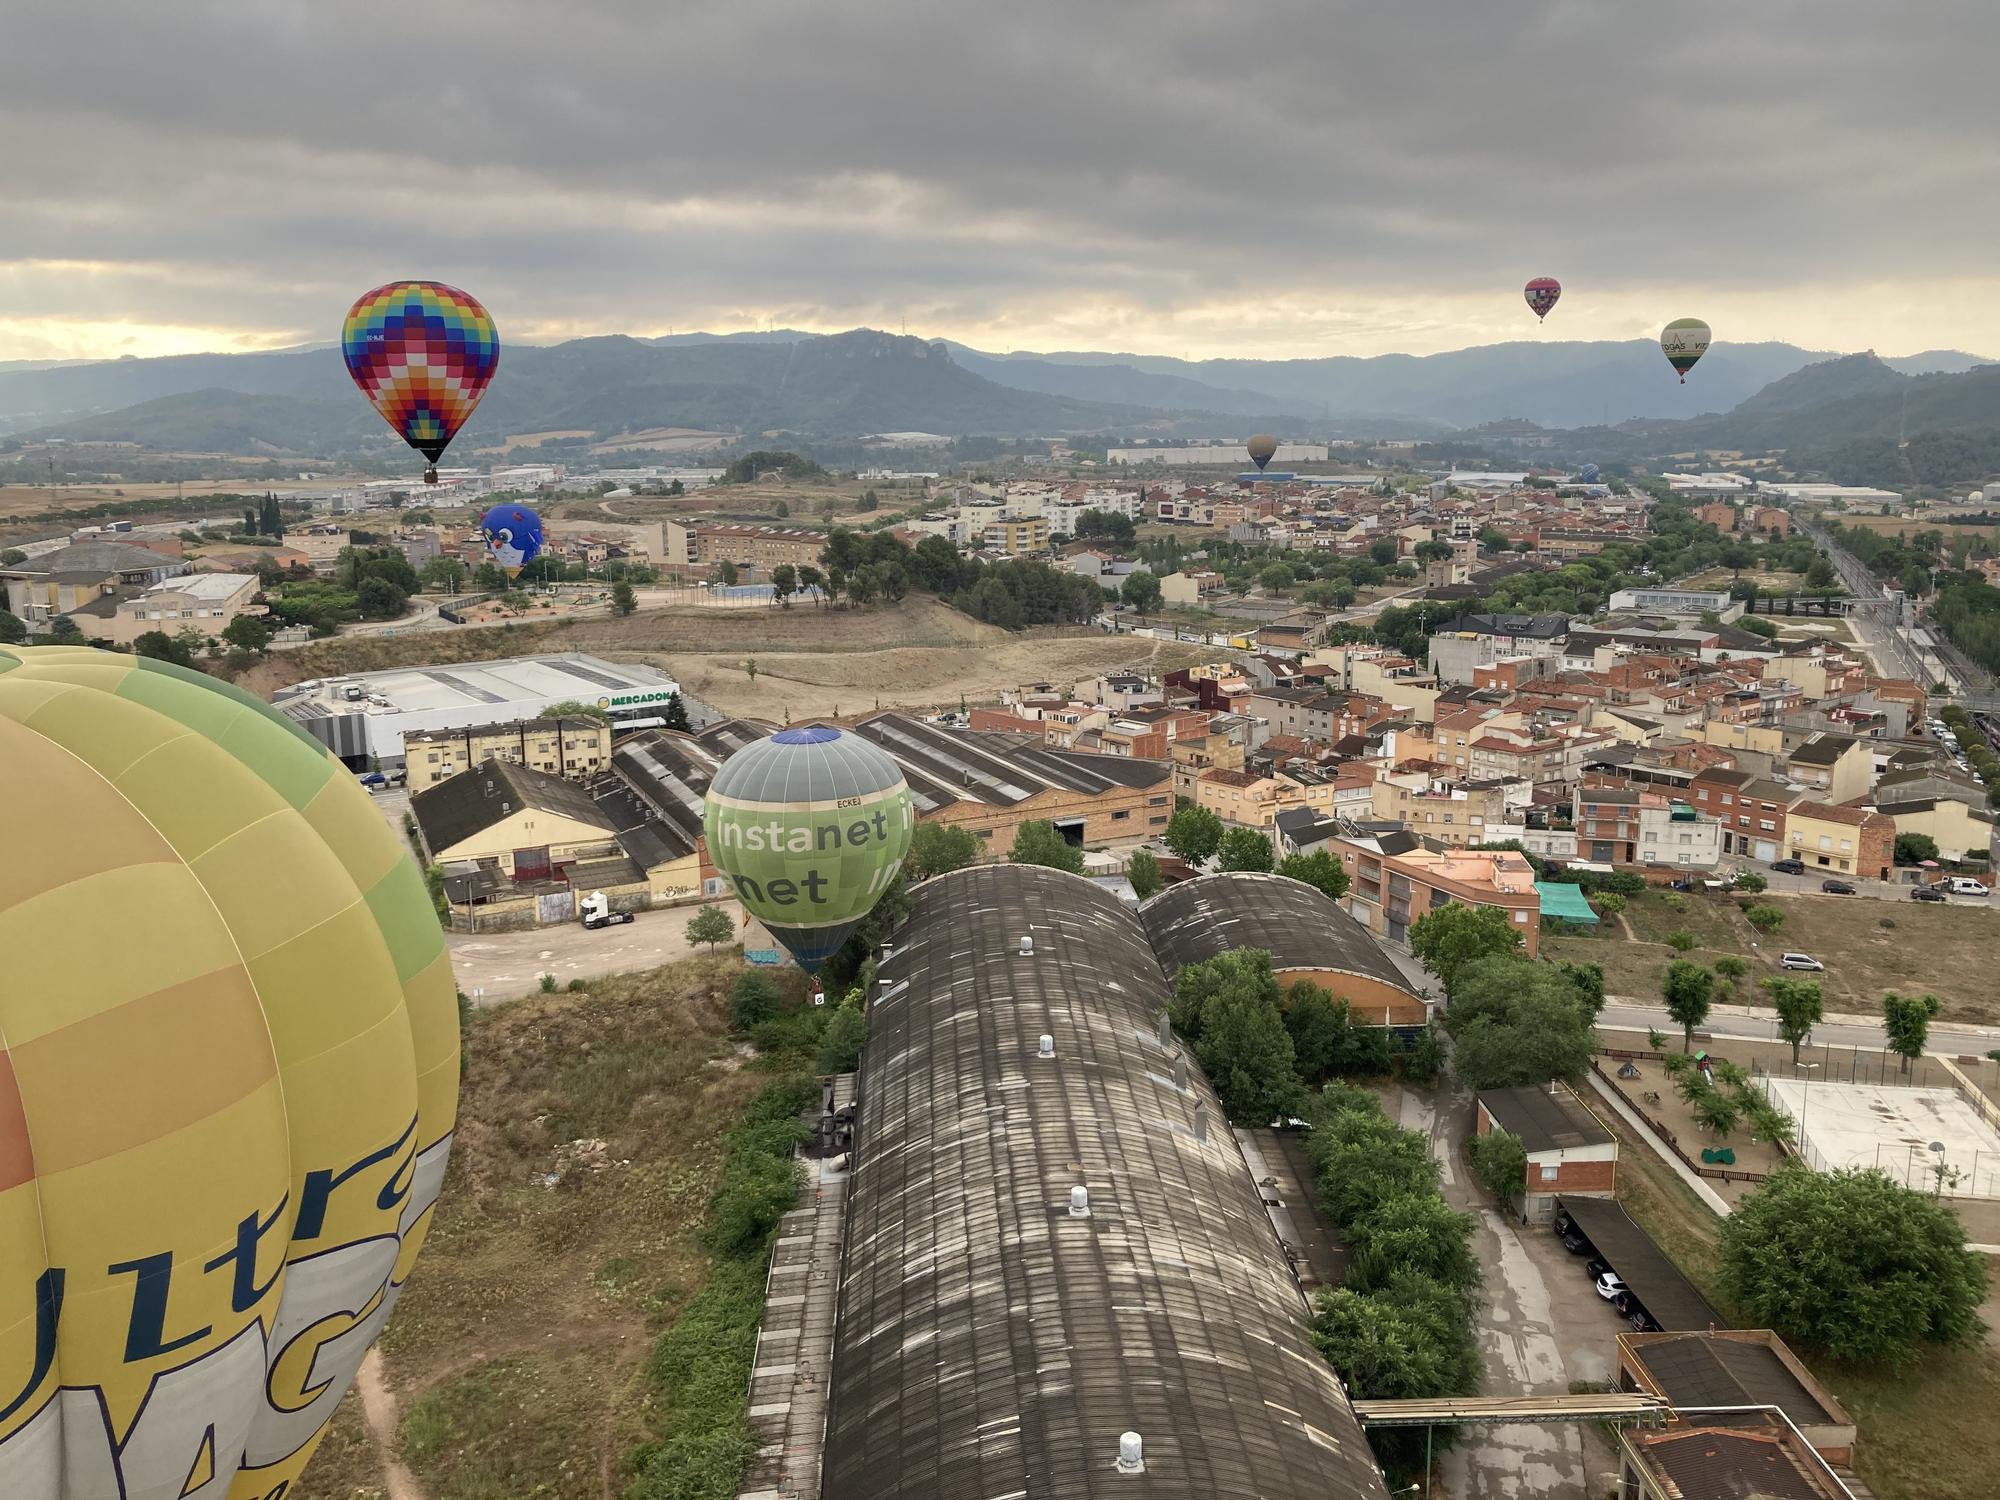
[[1475, 1084, 1617, 1222]]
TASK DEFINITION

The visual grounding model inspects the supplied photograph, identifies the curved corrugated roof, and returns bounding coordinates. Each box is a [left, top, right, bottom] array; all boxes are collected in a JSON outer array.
[[1139, 873, 1417, 997], [824, 863, 1386, 1500], [708, 724, 907, 805]]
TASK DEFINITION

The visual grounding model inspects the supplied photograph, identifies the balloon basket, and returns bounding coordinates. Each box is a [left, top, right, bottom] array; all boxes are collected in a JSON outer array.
[[423, 466, 439, 485]]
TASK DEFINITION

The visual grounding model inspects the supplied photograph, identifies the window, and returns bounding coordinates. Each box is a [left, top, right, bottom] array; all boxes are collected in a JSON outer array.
[[1819, 835, 1832, 850], [1721, 793, 1733, 805], [1539, 1163, 1559, 1182], [1111, 809, 1130, 822], [1839, 838, 1851, 851]]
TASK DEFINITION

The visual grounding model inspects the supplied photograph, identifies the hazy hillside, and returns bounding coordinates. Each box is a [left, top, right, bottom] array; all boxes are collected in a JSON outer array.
[[7, 332, 1166, 454]]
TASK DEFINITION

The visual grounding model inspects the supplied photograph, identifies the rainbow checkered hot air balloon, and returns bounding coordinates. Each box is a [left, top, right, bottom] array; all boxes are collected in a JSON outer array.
[[342, 281, 499, 483]]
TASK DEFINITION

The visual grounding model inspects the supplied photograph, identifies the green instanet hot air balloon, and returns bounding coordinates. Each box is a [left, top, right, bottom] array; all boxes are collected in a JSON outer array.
[[1246, 434, 1278, 472], [703, 726, 914, 972], [1661, 318, 1711, 383]]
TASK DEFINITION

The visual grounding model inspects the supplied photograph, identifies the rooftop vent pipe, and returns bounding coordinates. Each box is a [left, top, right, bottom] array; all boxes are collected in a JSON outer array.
[[1156, 1012, 1172, 1046], [1193, 1099, 1210, 1143], [1020, 935, 1034, 955], [1038, 1033, 1055, 1058], [1173, 1051, 1188, 1090], [1069, 1185, 1090, 1217], [1117, 1432, 1145, 1475]]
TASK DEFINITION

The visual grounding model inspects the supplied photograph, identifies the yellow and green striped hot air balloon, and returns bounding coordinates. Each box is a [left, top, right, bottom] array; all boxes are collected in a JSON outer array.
[[0, 645, 459, 1500], [702, 726, 914, 973]]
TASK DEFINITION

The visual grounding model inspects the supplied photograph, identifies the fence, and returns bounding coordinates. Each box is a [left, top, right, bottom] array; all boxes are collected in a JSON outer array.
[[1589, 1059, 1772, 1185], [1751, 1068, 2000, 1199]]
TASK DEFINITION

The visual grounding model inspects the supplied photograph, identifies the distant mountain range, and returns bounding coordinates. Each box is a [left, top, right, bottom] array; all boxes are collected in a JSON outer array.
[[0, 326, 1991, 467]]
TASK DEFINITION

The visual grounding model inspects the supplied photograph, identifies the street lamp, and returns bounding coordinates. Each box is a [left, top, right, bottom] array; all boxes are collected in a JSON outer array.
[[1794, 1062, 1821, 1159], [1930, 1140, 1948, 1199]]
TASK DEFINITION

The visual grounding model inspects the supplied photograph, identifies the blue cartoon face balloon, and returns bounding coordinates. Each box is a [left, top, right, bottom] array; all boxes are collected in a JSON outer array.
[[478, 504, 544, 577]]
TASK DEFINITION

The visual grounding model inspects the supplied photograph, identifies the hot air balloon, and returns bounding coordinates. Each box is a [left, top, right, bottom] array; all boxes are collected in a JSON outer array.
[[703, 726, 915, 973], [343, 281, 499, 483], [1246, 434, 1278, 473], [1661, 318, 1711, 383], [1578, 463, 1601, 483], [1524, 277, 1562, 322], [0, 644, 459, 1500], [478, 503, 545, 578]]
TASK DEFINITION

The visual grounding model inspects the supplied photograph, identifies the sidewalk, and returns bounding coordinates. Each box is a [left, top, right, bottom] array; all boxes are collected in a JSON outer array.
[[1584, 1070, 1733, 1216]]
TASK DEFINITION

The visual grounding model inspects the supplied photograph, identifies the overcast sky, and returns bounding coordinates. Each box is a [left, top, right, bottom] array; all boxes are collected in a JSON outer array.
[[5, 1, 1996, 363]]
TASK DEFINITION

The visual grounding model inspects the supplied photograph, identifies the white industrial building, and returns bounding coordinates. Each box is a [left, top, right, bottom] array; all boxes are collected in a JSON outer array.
[[273, 653, 680, 767]]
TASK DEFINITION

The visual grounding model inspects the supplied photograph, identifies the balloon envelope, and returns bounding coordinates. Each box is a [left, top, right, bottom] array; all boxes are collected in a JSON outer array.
[[703, 726, 914, 973], [1524, 277, 1562, 321], [1661, 318, 1711, 383], [0, 645, 459, 1499], [1246, 434, 1278, 472], [1578, 463, 1601, 483], [343, 281, 499, 466], [478, 504, 545, 578]]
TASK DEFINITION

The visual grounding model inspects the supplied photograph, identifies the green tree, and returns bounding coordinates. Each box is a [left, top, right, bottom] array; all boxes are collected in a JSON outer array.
[[1217, 827, 1275, 872], [1258, 563, 1295, 592], [743, 658, 757, 683], [1895, 832, 1941, 865], [220, 614, 273, 655], [770, 563, 797, 607], [1169, 947, 1280, 1042], [473, 561, 508, 591], [1766, 977, 1825, 1065], [1883, 991, 1942, 1073], [1164, 803, 1224, 865], [0, 608, 27, 645], [1277, 849, 1349, 902], [1713, 954, 1748, 993], [1662, 960, 1717, 1052], [1283, 982, 1390, 1083], [1346, 1192, 1479, 1295], [1469, 1127, 1527, 1205], [1369, 538, 1398, 566], [1196, 979, 1303, 1126], [729, 970, 786, 1031], [1665, 930, 1696, 953], [663, 691, 693, 733], [420, 555, 468, 593], [685, 905, 734, 950], [0, 548, 26, 566], [356, 575, 406, 619], [1408, 903, 1524, 996], [1690, 1088, 1742, 1139], [1310, 1287, 1469, 1479], [817, 1004, 868, 1073], [1127, 847, 1163, 900], [905, 821, 980, 881], [1120, 569, 1162, 617], [1742, 902, 1785, 933], [718, 559, 739, 587], [46, 616, 83, 643], [610, 579, 637, 616], [1805, 555, 1837, 590], [1442, 956, 1597, 1089], [797, 564, 824, 603], [537, 699, 612, 722], [1720, 1166, 1987, 1365], [1304, 1107, 1441, 1229], [1731, 871, 1767, 893], [132, 629, 194, 667], [1558, 961, 1607, 1024], [1007, 819, 1085, 874]]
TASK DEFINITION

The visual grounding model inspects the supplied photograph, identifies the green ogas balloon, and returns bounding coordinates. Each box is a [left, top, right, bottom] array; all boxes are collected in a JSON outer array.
[[1661, 318, 1711, 383], [703, 726, 914, 973]]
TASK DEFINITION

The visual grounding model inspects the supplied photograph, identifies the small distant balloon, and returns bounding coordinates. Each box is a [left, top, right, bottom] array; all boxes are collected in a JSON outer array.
[[1661, 318, 1712, 383], [1246, 434, 1278, 472], [343, 280, 499, 483], [478, 504, 544, 577], [1524, 277, 1562, 322], [1578, 463, 1601, 483]]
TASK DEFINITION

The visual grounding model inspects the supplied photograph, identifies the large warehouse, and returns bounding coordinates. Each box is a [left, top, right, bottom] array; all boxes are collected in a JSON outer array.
[[273, 652, 680, 766], [822, 864, 1388, 1500], [1141, 873, 1431, 1027]]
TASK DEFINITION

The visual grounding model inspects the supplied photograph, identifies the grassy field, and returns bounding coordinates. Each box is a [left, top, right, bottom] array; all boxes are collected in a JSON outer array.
[[290, 951, 791, 1500], [1594, 1091, 2000, 1500], [1548, 888, 2000, 1026]]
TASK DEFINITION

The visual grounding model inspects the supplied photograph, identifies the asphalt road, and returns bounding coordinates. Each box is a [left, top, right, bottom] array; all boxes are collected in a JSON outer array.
[[1600, 999, 2000, 1058], [1735, 862, 1992, 905]]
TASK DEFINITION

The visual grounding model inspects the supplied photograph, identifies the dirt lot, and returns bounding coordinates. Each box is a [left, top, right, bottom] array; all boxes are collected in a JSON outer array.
[[1547, 888, 2000, 1026], [227, 597, 1208, 722], [290, 952, 778, 1500]]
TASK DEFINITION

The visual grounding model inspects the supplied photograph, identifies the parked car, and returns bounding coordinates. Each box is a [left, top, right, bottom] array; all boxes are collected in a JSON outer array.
[[1912, 884, 1949, 902], [1779, 952, 1825, 971], [1560, 1229, 1591, 1255], [356, 771, 388, 789], [1584, 1256, 1613, 1281], [1594, 1270, 1628, 1302], [1628, 1309, 1661, 1333], [1945, 877, 1991, 897], [1771, 858, 1807, 875], [1820, 879, 1856, 895]]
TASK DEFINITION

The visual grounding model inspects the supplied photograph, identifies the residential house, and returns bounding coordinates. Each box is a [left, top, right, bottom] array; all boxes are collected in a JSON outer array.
[[1869, 795, 1993, 864], [91, 573, 261, 646], [1784, 731, 1873, 803], [1635, 796, 1723, 871], [1784, 801, 1895, 880], [1574, 785, 1643, 864], [1333, 835, 1542, 954], [1475, 1084, 1617, 1222]]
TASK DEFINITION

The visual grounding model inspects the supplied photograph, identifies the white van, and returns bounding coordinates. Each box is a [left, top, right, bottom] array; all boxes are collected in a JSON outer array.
[[1944, 877, 1990, 897]]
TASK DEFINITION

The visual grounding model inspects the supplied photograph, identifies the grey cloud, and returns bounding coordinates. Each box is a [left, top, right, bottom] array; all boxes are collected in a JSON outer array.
[[1, 0, 1996, 354]]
